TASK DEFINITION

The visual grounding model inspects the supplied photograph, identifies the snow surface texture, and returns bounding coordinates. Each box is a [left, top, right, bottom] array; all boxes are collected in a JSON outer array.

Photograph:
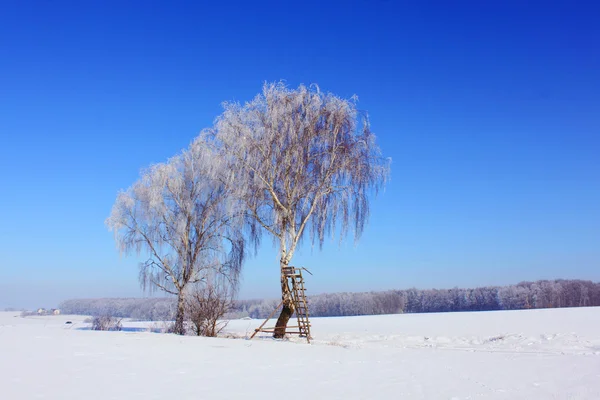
[[1, 308, 599, 399]]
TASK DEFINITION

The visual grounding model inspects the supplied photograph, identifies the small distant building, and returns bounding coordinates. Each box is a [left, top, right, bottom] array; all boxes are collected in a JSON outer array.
[[37, 308, 46, 315], [52, 309, 61, 315]]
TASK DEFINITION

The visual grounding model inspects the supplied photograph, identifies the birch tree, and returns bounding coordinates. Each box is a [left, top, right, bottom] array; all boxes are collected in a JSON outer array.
[[106, 137, 245, 335], [207, 82, 389, 337]]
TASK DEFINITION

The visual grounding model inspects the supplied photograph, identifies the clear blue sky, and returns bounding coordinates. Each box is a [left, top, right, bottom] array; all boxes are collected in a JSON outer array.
[[1, 1, 598, 309]]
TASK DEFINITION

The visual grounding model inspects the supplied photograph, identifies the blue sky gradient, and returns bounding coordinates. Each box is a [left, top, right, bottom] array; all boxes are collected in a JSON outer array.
[[1, 1, 598, 308]]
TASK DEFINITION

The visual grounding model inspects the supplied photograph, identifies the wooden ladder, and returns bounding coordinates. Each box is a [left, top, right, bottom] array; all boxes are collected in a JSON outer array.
[[250, 266, 312, 342], [284, 266, 311, 341]]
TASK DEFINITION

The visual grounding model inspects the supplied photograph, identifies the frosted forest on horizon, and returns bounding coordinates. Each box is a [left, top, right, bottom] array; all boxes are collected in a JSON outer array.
[[56, 278, 600, 321]]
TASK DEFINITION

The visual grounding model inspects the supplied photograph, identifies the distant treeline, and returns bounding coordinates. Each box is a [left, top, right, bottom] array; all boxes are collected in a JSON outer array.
[[59, 297, 175, 321], [59, 279, 600, 321]]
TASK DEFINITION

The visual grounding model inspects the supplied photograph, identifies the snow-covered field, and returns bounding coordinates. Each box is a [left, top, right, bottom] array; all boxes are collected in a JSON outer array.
[[1, 308, 599, 399]]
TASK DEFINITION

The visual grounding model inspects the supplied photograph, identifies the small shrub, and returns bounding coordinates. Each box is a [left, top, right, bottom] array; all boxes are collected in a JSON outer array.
[[187, 281, 233, 337], [20, 310, 36, 317], [91, 315, 122, 331], [164, 321, 178, 334]]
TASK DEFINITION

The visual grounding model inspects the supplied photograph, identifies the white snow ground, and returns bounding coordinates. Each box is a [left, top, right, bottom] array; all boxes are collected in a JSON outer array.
[[1, 307, 599, 399]]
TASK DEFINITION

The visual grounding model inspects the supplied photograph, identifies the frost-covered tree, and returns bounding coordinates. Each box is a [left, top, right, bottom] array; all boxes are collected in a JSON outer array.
[[207, 82, 389, 337], [106, 137, 245, 335]]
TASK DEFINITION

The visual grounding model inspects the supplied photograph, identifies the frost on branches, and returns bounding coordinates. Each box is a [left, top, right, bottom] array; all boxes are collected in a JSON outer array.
[[106, 137, 245, 335]]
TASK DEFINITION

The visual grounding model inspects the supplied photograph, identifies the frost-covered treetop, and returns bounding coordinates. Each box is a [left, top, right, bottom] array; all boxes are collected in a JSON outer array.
[[106, 137, 244, 295], [206, 82, 389, 257]]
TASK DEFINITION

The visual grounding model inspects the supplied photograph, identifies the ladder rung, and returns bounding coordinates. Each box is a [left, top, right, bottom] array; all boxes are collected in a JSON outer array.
[[255, 326, 304, 331]]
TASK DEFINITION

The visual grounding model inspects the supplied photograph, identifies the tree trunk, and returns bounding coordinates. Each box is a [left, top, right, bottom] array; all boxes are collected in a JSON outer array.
[[174, 292, 186, 335], [274, 260, 295, 338]]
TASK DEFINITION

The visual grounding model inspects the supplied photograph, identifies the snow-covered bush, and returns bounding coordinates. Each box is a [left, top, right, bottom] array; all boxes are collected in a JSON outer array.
[[91, 315, 122, 331]]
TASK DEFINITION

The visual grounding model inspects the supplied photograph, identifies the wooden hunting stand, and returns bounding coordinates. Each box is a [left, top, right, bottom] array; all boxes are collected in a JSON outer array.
[[250, 266, 312, 342]]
